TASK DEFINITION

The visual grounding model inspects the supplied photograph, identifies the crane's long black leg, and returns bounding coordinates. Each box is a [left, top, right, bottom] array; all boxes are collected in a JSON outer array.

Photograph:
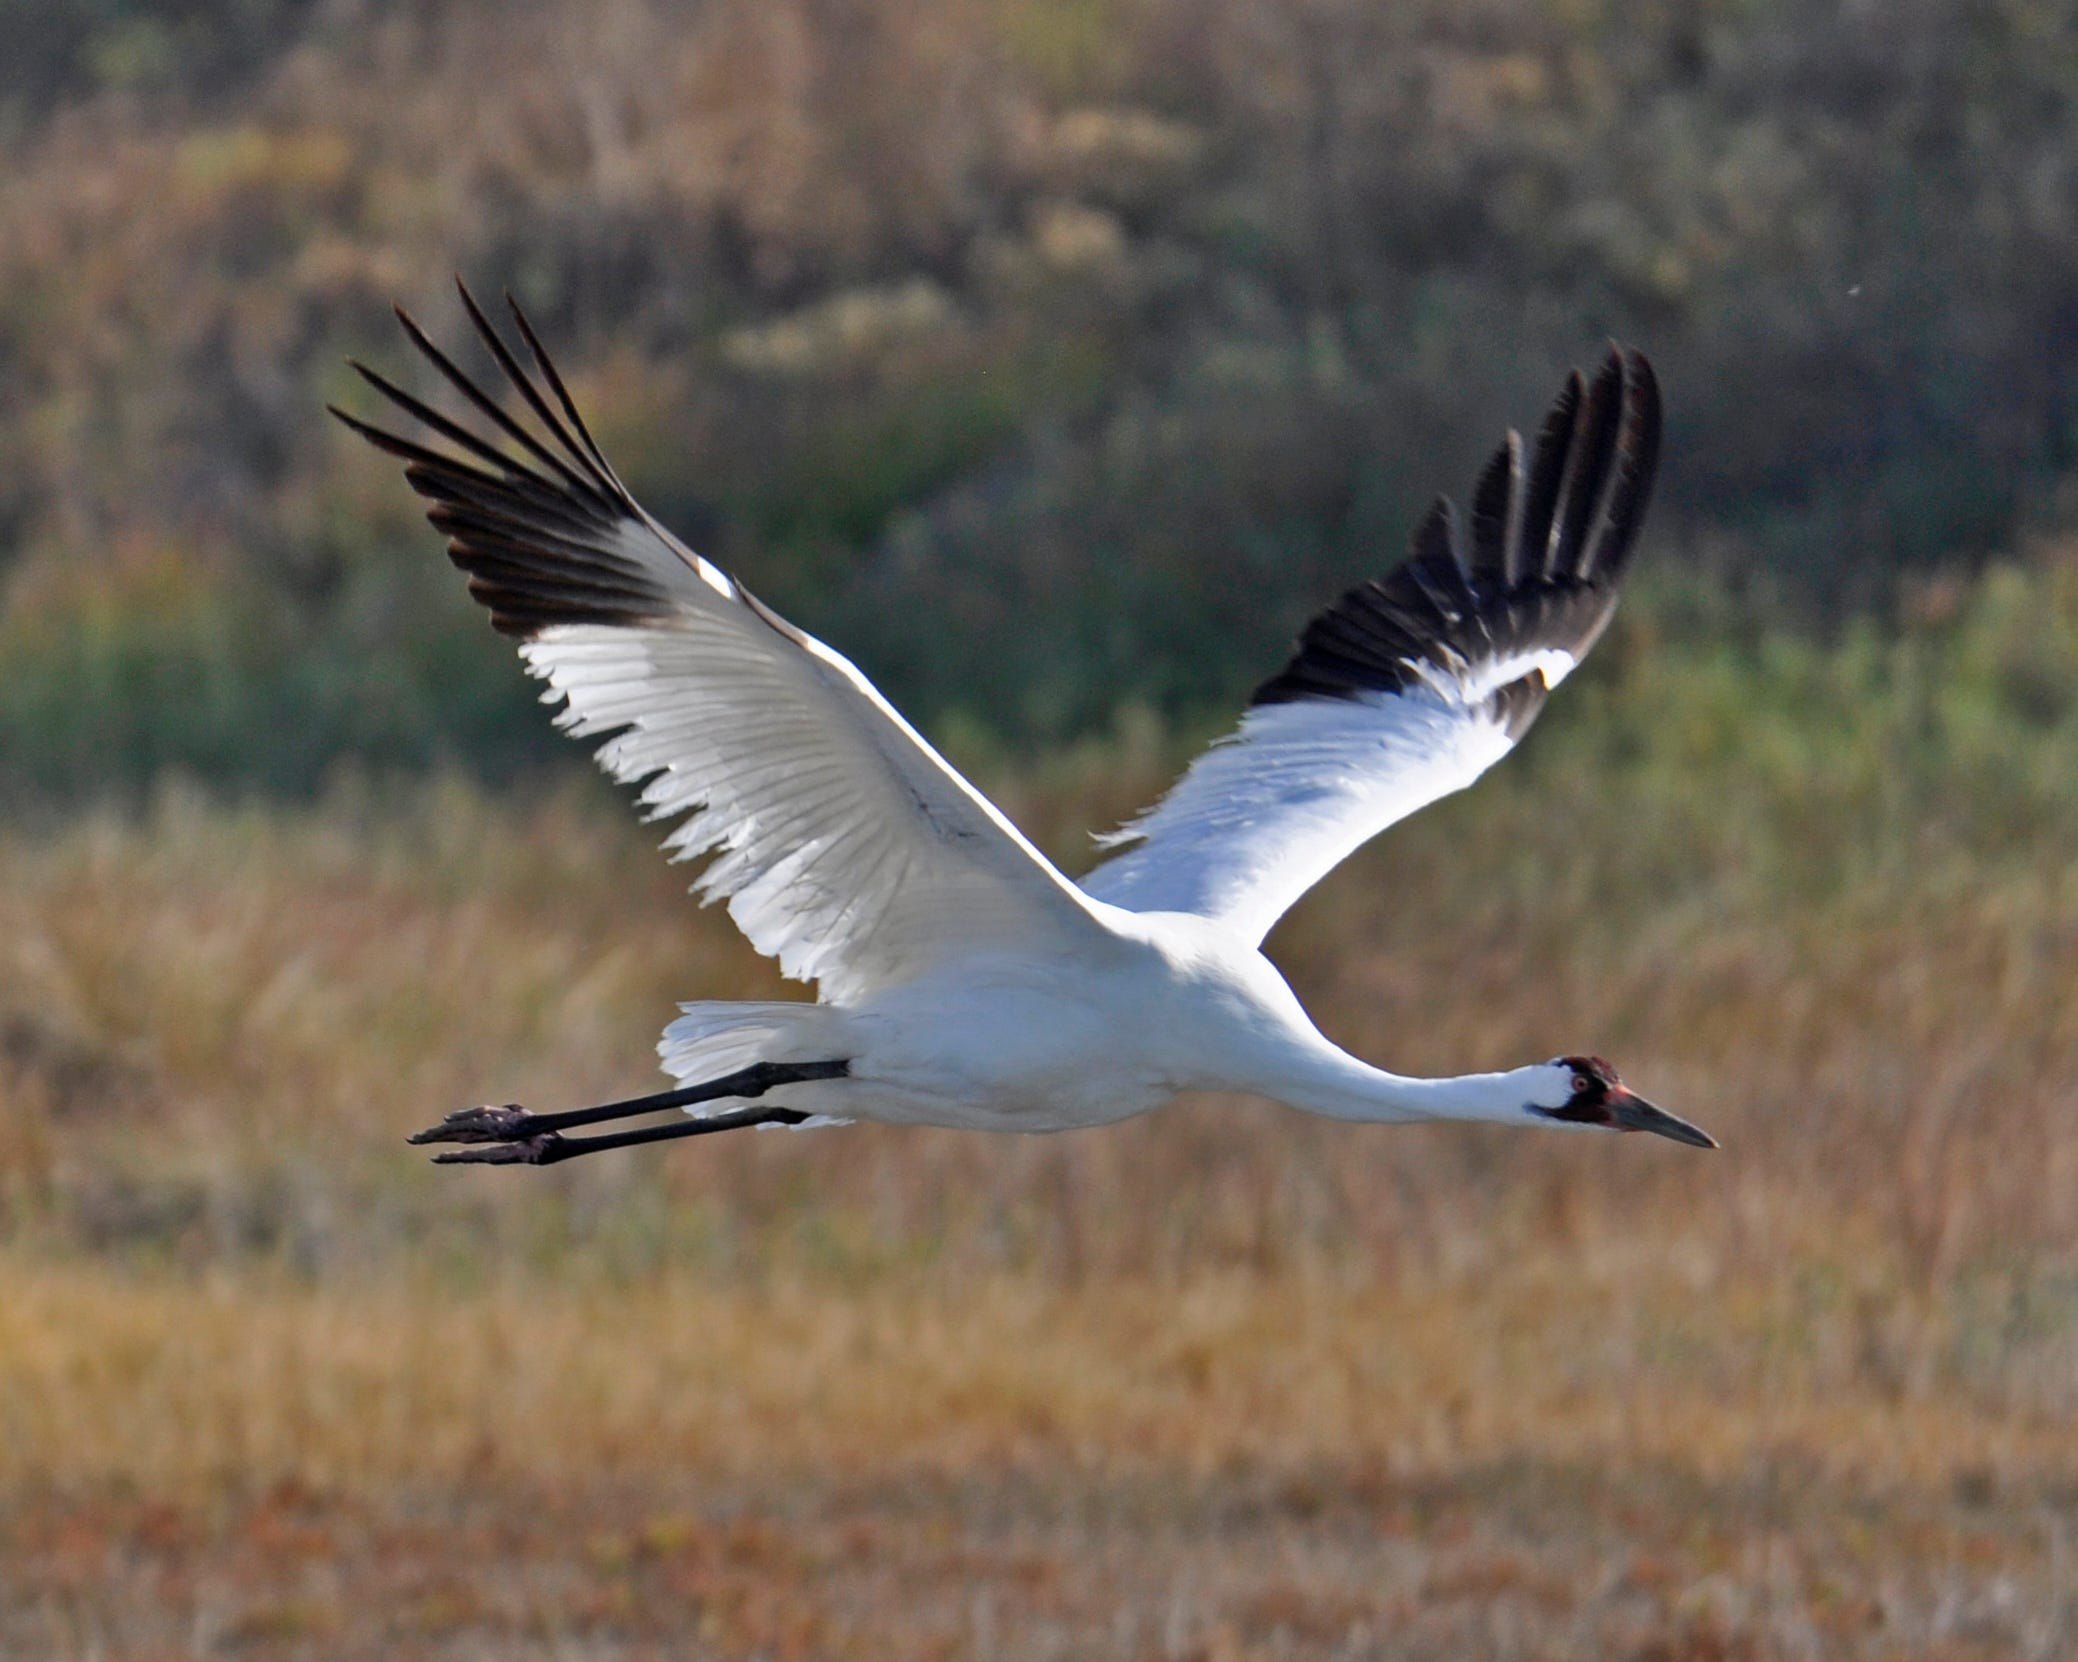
[[431, 1102, 815, 1166], [408, 1059, 849, 1146]]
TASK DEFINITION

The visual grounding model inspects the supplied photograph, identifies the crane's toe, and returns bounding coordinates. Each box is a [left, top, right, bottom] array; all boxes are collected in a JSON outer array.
[[430, 1132, 564, 1165], [408, 1103, 534, 1145]]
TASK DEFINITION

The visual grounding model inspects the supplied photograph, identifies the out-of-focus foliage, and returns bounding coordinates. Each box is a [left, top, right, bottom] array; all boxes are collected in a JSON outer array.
[[3, 0, 2078, 796], [0, 0, 328, 118]]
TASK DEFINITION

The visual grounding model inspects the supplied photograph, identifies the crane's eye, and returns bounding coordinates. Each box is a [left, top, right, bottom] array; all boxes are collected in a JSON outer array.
[[1571, 1072, 1592, 1095]]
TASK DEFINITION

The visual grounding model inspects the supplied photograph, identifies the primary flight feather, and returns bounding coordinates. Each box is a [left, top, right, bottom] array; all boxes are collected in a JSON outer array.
[[335, 286, 1714, 1165]]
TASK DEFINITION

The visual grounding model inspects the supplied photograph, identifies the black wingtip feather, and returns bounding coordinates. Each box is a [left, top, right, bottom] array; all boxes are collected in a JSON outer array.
[[1250, 346, 1662, 715], [1520, 368, 1585, 582], [390, 298, 618, 514], [453, 279, 630, 509], [502, 289, 624, 490], [1545, 350, 1626, 584], [1576, 350, 1661, 582], [347, 355, 564, 498], [333, 290, 680, 639], [1469, 430, 1523, 592]]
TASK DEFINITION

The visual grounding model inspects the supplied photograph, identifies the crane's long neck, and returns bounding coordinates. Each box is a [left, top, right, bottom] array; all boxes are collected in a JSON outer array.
[[1252, 1039, 1545, 1129], [1150, 923, 1556, 1128]]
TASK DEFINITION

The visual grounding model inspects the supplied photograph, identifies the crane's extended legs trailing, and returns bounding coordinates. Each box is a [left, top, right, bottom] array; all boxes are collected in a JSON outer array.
[[407, 1058, 850, 1166]]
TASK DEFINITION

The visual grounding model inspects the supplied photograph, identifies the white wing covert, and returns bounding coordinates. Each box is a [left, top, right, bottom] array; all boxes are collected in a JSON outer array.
[[1082, 349, 1661, 945], [334, 285, 1108, 1003]]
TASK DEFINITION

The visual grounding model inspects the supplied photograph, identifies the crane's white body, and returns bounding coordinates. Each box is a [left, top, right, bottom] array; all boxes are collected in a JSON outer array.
[[342, 299, 1712, 1157], [661, 905, 1564, 1133]]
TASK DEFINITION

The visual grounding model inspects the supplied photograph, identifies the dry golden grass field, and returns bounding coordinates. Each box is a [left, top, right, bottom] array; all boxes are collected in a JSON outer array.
[[7, 609, 2078, 1658]]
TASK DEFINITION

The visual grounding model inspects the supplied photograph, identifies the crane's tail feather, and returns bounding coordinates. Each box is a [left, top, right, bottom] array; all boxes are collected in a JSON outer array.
[[660, 1002, 854, 1127]]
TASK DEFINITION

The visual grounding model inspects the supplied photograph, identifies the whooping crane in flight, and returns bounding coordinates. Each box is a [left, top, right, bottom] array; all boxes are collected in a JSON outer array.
[[334, 286, 1716, 1165]]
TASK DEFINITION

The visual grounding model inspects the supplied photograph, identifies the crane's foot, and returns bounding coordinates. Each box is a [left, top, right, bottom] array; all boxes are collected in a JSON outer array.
[[408, 1103, 536, 1145], [408, 1061, 848, 1167], [431, 1132, 566, 1166], [420, 1103, 815, 1167]]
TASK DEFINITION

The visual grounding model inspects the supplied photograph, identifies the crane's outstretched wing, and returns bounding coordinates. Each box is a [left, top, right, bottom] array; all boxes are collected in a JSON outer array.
[[1082, 348, 1661, 944], [333, 285, 1109, 1003]]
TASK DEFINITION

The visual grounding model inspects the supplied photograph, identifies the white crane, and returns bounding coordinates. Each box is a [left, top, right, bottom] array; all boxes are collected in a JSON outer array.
[[334, 285, 1715, 1165]]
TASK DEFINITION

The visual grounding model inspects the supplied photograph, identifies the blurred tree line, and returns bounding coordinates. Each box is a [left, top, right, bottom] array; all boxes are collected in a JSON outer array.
[[3, 0, 2078, 798]]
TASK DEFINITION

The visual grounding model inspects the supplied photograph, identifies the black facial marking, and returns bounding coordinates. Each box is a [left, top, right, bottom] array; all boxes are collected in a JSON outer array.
[[1543, 1054, 1621, 1126]]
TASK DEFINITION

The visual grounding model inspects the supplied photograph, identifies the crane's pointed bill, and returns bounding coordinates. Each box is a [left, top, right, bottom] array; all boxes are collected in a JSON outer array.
[[1609, 1090, 1717, 1149]]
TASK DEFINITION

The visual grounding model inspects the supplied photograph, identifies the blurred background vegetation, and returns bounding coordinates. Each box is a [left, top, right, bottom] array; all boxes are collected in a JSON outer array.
[[5, 0, 2078, 798]]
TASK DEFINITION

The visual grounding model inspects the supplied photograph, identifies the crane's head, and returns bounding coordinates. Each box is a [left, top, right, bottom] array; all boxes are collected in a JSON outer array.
[[1527, 1055, 1715, 1148]]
